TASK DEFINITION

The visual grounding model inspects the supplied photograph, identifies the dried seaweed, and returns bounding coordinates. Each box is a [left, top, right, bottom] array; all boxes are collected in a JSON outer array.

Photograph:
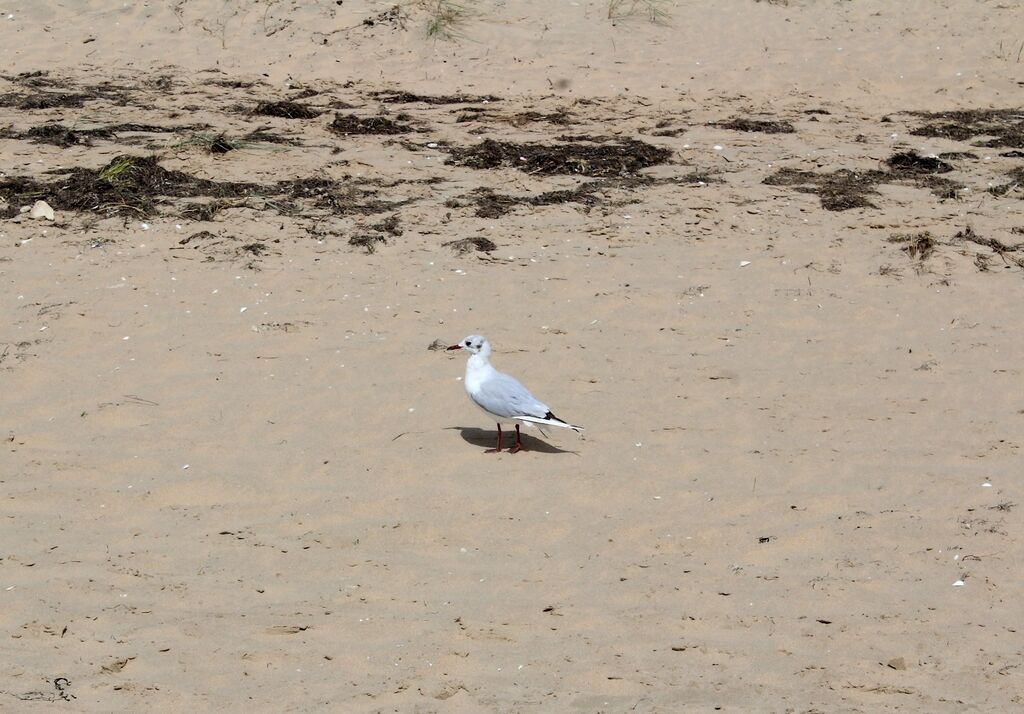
[[329, 113, 415, 135], [370, 90, 500, 104], [443, 236, 497, 254], [909, 109, 1024, 149], [764, 152, 963, 211], [446, 137, 671, 177], [253, 101, 323, 119], [714, 117, 796, 134]]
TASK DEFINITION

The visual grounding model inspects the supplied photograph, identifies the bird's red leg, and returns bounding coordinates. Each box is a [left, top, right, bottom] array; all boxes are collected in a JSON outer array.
[[509, 424, 523, 453], [486, 424, 502, 453]]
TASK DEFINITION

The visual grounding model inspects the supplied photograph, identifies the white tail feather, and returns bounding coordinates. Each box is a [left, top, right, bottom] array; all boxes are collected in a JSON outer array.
[[516, 415, 583, 433]]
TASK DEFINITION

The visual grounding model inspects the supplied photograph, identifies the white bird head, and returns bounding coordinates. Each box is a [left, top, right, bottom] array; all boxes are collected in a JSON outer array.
[[448, 335, 490, 356]]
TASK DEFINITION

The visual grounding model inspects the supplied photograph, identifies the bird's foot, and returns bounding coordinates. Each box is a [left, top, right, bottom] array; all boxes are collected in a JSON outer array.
[[509, 444, 522, 454], [485, 448, 502, 454]]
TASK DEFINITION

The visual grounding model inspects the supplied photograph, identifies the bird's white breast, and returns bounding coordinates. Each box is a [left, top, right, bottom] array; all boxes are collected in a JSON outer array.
[[463, 354, 492, 396]]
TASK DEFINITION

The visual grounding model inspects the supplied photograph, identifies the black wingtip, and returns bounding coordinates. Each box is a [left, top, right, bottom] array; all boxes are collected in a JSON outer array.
[[542, 411, 583, 432]]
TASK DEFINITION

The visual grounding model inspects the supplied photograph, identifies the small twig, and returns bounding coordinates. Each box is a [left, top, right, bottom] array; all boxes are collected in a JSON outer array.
[[123, 394, 159, 407]]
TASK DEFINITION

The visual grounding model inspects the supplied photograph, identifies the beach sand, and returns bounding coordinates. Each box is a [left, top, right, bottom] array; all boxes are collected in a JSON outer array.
[[1, 1, 1023, 710]]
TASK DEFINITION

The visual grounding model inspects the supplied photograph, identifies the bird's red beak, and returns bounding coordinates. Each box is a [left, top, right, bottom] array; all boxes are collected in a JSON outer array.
[[447, 344, 462, 351]]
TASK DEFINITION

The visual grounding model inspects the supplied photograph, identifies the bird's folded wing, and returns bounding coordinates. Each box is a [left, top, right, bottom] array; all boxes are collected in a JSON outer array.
[[472, 373, 549, 419]]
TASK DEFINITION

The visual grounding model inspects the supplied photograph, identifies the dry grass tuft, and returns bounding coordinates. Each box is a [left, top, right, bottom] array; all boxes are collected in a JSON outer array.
[[423, 1, 473, 40], [607, 0, 673, 24]]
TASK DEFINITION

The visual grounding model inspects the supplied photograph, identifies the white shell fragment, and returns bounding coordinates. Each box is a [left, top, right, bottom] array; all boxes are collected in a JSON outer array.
[[29, 200, 55, 220]]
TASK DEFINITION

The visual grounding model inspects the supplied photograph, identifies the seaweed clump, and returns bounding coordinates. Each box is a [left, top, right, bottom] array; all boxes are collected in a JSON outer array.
[[329, 113, 415, 135], [763, 151, 963, 211], [909, 109, 1024, 149], [370, 90, 501, 105], [714, 117, 796, 134], [443, 236, 497, 255], [446, 137, 672, 177], [763, 168, 880, 211], [253, 101, 323, 119], [888, 231, 937, 260], [0, 91, 90, 109], [0, 155, 258, 217]]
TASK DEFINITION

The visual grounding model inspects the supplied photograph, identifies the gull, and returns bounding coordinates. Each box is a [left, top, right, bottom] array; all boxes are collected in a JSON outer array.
[[448, 335, 583, 453]]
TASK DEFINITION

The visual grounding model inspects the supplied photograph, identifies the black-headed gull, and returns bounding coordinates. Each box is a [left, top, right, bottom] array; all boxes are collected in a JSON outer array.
[[448, 335, 583, 453]]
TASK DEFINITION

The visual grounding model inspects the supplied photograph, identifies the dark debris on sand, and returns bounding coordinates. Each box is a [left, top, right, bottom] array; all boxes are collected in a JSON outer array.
[[23, 124, 110, 147], [908, 109, 1024, 149], [0, 155, 412, 219], [988, 166, 1024, 197], [0, 122, 191, 148], [329, 113, 415, 135], [208, 79, 261, 89], [954, 226, 1024, 262], [713, 117, 796, 134], [1, 70, 66, 88], [0, 91, 91, 109], [178, 200, 232, 222], [0, 155, 261, 217], [888, 231, 938, 261], [454, 107, 575, 127], [278, 177, 409, 216], [370, 90, 501, 105], [253, 100, 323, 119], [347, 214, 404, 254], [371, 214, 403, 236], [447, 184, 603, 218], [763, 151, 963, 211], [884, 151, 953, 175], [764, 168, 879, 211], [446, 172, 711, 218], [241, 127, 303, 145], [0, 77, 131, 109], [443, 236, 498, 255], [348, 233, 388, 253], [445, 137, 672, 177]]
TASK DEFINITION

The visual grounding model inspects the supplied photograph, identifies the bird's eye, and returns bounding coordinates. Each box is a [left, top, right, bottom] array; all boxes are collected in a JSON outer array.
[[465, 340, 471, 346]]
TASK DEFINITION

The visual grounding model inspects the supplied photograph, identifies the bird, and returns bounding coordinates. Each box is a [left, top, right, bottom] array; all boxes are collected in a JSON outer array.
[[447, 335, 583, 453]]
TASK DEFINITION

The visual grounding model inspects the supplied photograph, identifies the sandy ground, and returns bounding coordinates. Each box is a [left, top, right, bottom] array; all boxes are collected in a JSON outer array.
[[2, 1, 1023, 711]]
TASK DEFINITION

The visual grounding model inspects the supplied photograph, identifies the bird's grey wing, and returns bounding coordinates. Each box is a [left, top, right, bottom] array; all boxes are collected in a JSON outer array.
[[472, 372, 549, 419]]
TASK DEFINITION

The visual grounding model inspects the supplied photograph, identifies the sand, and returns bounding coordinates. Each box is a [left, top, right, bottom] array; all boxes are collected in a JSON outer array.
[[1, 1, 1023, 711]]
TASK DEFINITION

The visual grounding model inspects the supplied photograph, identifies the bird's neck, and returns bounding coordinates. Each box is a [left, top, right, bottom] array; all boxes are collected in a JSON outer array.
[[466, 352, 492, 373], [465, 353, 495, 387]]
